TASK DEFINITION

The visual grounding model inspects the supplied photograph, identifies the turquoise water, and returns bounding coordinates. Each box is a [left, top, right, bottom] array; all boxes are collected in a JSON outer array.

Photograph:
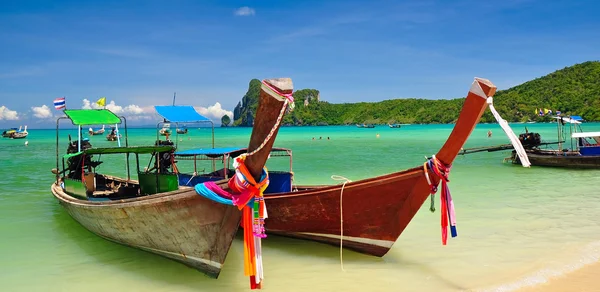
[[1, 123, 600, 291]]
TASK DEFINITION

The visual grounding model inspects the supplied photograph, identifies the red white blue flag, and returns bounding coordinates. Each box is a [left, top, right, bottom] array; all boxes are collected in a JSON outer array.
[[54, 97, 66, 110]]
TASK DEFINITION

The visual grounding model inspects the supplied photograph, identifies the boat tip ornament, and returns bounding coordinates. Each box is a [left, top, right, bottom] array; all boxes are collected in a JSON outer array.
[[194, 80, 295, 289], [423, 155, 457, 245]]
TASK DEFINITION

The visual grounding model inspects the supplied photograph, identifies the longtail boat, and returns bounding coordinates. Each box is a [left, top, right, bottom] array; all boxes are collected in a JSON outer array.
[[181, 77, 495, 257], [460, 115, 600, 169], [50, 77, 293, 281], [508, 115, 600, 168], [11, 125, 28, 139], [88, 125, 105, 135], [2, 127, 18, 138]]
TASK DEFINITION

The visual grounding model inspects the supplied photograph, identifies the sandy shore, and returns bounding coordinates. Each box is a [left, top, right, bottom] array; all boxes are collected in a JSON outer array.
[[518, 261, 600, 292]]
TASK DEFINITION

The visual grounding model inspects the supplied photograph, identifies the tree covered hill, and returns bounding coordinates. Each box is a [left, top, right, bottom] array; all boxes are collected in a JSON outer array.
[[231, 61, 600, 126]]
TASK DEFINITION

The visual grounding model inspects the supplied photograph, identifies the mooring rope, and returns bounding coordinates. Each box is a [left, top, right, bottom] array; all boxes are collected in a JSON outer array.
[[331, 175, 352, 272]]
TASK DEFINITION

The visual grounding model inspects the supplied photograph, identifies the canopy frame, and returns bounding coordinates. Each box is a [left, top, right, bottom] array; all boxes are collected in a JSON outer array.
[[153, 105, 215, 149], [55, 113, 130, 184]]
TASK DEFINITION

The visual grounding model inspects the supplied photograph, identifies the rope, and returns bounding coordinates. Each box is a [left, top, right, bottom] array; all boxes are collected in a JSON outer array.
[[192, 80, 295, 290], [423, 155, 457, 245], [246, 80, 295, 158], [331, 175, 352, 272]]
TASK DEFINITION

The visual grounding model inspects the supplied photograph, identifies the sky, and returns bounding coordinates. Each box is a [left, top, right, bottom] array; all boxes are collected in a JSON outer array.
[[1, 0, 599, 127]]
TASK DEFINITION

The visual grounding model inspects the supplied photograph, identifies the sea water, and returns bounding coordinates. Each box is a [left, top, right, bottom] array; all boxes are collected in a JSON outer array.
[[1, 123, 599, 292]]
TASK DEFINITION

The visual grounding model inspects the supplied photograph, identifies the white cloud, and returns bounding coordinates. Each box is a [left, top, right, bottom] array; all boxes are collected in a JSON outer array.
[[234, 6, 255, 16], [31, 105, 53, 119], [195, 102, 233, 124], [0, 106, 19, 120], [82, 99, 148, 115]]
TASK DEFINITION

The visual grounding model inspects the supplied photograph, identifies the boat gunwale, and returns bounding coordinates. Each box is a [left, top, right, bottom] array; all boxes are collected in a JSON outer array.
[[51, 182, 198, 207]]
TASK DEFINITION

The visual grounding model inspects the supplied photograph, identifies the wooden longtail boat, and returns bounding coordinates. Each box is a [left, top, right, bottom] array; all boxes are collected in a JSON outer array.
[[50, 78, 292, 278], [88, 125, 105, 135], [509, 116, 600, 168], [177, 78, 496, 257], [11, 125, 28, 139], [261, 78, 495, 256]]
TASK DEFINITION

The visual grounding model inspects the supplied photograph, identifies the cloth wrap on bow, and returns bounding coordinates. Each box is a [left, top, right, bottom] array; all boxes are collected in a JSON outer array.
[[195, 78, 294, 289], [195, 154, 269, 289], [423, 155, 457, 245]]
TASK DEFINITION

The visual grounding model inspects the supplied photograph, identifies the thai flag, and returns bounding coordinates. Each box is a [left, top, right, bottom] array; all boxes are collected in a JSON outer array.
[[54, 97, 66, 110]]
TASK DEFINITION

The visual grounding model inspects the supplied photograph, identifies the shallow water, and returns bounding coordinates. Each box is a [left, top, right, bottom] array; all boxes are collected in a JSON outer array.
[[1, 123, 599, 292]]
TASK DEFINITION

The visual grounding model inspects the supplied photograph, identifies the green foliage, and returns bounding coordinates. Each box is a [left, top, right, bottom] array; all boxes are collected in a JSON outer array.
[[221, 114, 231, 126], [233, 79, 262, 126], [480, 61, 600, 123], [234, 61, 600, 125]]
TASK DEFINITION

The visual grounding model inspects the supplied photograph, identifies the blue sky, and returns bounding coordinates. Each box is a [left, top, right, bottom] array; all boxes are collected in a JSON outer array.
[[1, 0, 599, 127]]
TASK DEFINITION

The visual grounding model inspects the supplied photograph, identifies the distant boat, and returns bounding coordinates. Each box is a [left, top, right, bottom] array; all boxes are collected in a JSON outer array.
[[88, 125, 105, 136], [176, 126, 188, 134], [106, 128, 121, 141], [11, 126, 28, 139], [356, 123, 375, 128], [159, 123, 172, 136], [2, 127, 18, 138], [388, 123, 401, 128]]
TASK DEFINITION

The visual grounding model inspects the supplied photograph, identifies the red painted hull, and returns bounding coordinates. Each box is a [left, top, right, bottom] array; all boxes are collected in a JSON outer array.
[[265, 168, 425, 256], [264, 78, 497, 256]]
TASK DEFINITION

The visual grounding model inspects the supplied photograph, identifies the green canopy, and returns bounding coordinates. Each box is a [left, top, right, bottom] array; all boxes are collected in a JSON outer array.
[[64, 109, 121, 126], [62, 146, 175, 159]]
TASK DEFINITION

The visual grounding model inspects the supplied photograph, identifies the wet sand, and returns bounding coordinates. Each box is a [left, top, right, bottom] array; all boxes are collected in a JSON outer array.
[[518, 261, 600, 292]]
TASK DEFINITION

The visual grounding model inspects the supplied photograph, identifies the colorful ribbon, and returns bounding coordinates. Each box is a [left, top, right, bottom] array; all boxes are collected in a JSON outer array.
[[424, 155, 457, 245], [194, 154, 269, 289]]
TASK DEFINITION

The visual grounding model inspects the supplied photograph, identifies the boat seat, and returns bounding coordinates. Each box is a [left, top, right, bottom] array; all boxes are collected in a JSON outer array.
[[593, 137, 600, 145]]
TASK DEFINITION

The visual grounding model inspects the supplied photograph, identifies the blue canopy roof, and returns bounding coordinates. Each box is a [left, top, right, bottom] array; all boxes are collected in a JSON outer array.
[[175, 147, 291, 157], [570, 115, 584, 121], [175, 147, 246, 156], [154, 105, 211, 123]]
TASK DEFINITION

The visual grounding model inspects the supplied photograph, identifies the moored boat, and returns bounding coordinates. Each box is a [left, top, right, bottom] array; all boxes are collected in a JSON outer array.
[[105, 127, 121, 141], [159, 123, 172, 136], [88, 125, 105, 135], [184, 77, 496, 257], [11, 126, 28, 139], [356, 123, 375, 128], [2, 127, 18, 138], [176, 126, 188, 134], [388, 123, 401, 128], [50, 78, 294, 282], [509, 116, 600, 168]]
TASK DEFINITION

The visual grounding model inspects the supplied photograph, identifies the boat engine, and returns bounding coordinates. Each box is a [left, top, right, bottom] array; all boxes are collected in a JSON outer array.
[[518, 132, 541, 148], [65, 137, 94, 179], [154, 139, 175, 173]]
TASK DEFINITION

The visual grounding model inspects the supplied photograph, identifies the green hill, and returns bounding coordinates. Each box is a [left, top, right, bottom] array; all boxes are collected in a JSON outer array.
[[231, 61, 600, 126]]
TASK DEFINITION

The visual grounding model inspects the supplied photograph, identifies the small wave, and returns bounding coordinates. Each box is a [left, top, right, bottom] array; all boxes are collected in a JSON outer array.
[[479, 240, 600, 292]]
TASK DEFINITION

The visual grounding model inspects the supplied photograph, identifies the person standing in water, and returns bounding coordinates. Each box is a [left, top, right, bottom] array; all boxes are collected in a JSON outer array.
[[487, 130, 492, 138]]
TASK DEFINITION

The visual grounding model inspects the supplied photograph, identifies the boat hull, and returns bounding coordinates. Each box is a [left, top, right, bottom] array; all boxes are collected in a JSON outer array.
[[51, 183, 241, 278], [512, 150, 600, 169], [264, 166, 426, 257]]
